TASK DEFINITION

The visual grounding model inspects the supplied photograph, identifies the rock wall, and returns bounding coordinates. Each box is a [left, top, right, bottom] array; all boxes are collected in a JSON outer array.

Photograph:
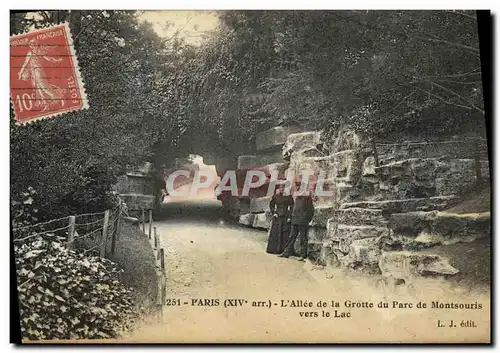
[[224, 124, 490, 282], [115, 162, 157, 217], [315, 129, 490, 280], [219, 126, 300, 224]]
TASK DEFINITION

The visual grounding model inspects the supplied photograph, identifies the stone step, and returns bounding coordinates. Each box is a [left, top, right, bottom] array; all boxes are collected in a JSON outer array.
[[340, 195, 459, 214], [327, 222, 390, 241], [238, 213, 255, 227], [379, 251, 459, 277], [389, 211, 491, 239], [330, 208, 388, 227]]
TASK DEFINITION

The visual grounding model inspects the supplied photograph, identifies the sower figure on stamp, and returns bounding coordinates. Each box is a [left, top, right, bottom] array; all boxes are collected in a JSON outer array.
[[278, 188, 315, 261], [266, 185, 294, 254]]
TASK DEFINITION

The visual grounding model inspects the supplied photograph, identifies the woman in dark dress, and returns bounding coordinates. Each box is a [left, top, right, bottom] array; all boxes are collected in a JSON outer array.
[[266, 186, 294, 254]]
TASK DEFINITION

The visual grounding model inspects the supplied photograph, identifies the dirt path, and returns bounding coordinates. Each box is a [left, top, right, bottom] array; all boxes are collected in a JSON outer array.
[[121, 186, 490, 343]]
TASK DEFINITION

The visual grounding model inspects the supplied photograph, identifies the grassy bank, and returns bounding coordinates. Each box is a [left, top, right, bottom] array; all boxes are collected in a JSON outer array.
[[110, 221, 158, 318]]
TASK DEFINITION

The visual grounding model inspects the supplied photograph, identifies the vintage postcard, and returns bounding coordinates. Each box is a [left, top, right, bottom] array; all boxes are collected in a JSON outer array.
[[10, 10, 491, 344]]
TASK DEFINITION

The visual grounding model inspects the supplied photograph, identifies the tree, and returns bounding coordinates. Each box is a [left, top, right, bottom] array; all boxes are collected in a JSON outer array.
[[10, 10, 178, 218]]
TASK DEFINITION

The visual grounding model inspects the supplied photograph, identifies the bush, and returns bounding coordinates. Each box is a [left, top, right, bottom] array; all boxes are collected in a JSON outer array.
[[15, 236, 137, 340]]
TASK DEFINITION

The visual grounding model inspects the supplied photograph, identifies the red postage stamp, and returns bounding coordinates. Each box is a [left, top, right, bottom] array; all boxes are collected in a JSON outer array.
[[10, 23, 88, 125]]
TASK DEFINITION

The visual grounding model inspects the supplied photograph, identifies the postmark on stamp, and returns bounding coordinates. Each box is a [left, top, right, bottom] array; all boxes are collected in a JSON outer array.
[[10, 23, 88, 125]]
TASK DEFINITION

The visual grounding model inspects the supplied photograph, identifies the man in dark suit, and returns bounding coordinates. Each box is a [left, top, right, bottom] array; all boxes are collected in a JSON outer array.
[[278, 188, 315, 261]]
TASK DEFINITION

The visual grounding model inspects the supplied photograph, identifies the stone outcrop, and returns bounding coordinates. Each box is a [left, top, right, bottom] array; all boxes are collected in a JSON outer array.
[[379, 251, 459, 279], [228, 126, 303, 230], [389, 211, 490, 242], [377, 158, 476, 198], [225, 124, 489, 284], [282, 131, 323, 161], [283, 127, 488, 279], [115, 162, 158, 215], [256, 126, 301, 152]]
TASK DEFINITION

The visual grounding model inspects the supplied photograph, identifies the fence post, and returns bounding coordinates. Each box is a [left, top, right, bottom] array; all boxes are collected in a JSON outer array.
[[148, 209, 153, 239], [67, 216, 76, 250], [159, 248, 165, 272], [111, 212, 120, 256], [154, 226, 158, 249], [141, 209, 145, 234], [100, 210, 110, 258]]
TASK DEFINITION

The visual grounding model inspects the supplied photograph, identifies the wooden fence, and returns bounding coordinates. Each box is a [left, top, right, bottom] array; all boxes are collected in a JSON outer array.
[[12, 208, 122, 259], [13, 206, 167, 321], [138, 208, 167, 321]]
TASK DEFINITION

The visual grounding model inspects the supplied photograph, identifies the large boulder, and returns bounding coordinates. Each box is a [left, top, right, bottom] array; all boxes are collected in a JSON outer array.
[[435, 159, 476, 196], [116, 174, 154, 195], [331, 208, 388, 227], [239, 213, 255, 227], [379, 251, 459, 278], [310, 205, 335, 227], [330, 149, 363, 184], [333, 224, 390, 240], [308, 226, 328, 242], [256, 126, 301, 151], [376, 158, 476, 199], [288, 155, 334, 178], [328, 221, 390, 254], [119, 193, 155, 211], [347, 237, 382, 272], [334, 183, 361, 204], [252, 212, 273, 229], [283, 131, 323, 161]]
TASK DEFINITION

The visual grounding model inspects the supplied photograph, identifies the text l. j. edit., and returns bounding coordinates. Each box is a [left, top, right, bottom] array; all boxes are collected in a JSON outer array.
[[437, 319, 477, 328]]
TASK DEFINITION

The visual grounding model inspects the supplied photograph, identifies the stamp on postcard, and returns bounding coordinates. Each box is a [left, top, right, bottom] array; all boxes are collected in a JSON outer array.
[[10, 23, 88, 125]]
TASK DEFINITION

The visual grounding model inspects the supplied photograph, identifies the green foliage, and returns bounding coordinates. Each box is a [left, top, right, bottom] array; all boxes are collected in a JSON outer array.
[[15, 237, 136, 340], [10, 11, 177, 220], [180, 10, 485, 143], [11, 187, 39, 229]]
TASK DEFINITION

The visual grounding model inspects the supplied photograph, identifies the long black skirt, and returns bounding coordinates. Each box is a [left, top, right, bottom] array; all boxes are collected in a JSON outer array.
[[266, 216, 290, 254]]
